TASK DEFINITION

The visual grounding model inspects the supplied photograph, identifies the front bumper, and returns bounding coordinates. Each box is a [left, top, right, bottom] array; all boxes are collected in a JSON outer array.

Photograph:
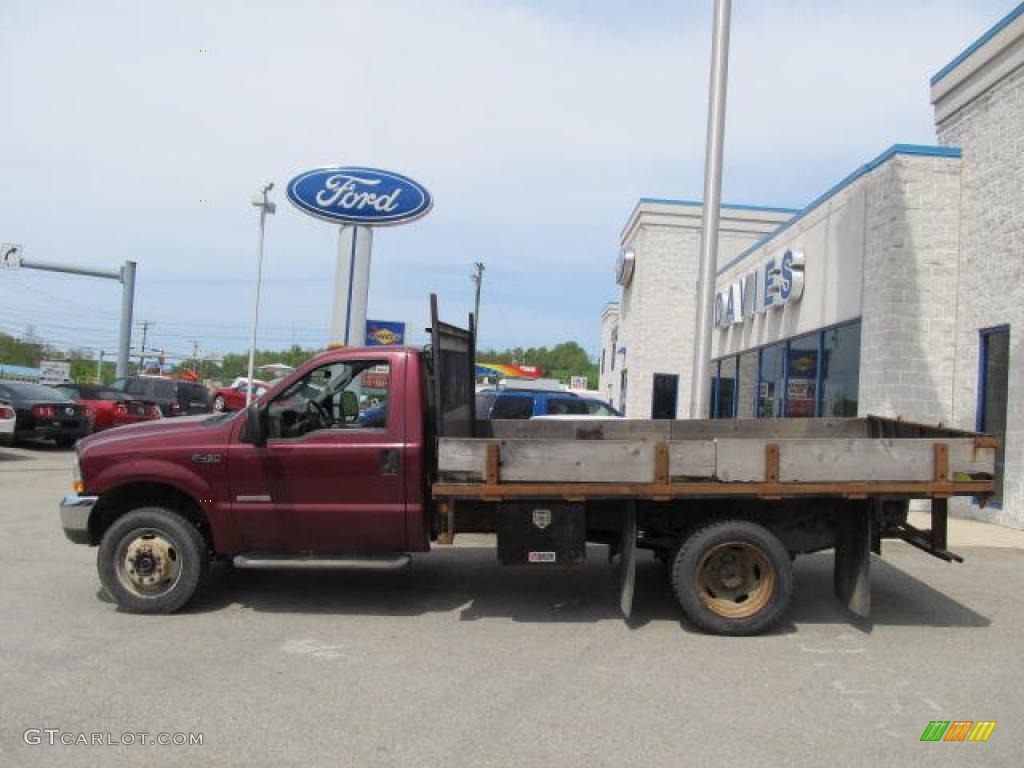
[[60, 494, 98, 545]]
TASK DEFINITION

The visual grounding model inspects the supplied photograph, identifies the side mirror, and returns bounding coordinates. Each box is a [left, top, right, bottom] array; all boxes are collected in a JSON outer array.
[[341, 390, 359, 422], [244, 403, 267, 447]]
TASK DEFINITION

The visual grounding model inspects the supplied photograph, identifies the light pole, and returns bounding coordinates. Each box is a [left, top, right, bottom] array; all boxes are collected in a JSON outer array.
[[690, 0, 732, 418], [471, 261, 485, 339], [247, 182, 276, 407]]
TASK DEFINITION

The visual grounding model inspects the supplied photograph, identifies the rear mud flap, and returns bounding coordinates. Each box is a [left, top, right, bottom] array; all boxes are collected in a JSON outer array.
[[619, 501, 637, 619], [834, 504, 871, 619]]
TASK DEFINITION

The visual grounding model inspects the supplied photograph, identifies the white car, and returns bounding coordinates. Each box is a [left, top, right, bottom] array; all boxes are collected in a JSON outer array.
[[0, 400, 15, 446]]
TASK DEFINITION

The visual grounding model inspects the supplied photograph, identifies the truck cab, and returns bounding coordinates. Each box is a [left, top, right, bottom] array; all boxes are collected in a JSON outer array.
[[61, 344, 436, 613]]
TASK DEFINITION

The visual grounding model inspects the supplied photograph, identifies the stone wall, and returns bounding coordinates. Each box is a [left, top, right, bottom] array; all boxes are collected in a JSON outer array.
[[937, 63, 1024, 527]]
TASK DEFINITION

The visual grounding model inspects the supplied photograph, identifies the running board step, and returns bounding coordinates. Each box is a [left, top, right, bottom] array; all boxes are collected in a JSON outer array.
[[232, 553, 411, 571]]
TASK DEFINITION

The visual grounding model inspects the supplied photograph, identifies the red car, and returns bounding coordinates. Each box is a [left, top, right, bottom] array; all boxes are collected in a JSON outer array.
[[211, 378, 268, 412], [54, 384, 162, 432]]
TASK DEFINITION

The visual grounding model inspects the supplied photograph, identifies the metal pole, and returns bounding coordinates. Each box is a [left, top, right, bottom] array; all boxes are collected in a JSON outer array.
[[471, 262, 485, 338], [96, 351, 103, 384], [247, 182, 275, 407], [690, 0, 732, 418], [117, 261, 136, 378]]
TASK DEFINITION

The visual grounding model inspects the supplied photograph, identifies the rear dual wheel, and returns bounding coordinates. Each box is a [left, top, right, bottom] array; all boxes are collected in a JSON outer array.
[[670, 520, 792, 636]]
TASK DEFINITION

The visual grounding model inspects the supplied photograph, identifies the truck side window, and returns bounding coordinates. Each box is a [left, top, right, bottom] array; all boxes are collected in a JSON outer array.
[[267, 361, 390, 439]]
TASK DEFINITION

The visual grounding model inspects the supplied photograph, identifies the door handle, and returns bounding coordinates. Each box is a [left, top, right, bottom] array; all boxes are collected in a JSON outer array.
[[379, 448, 400, 476]]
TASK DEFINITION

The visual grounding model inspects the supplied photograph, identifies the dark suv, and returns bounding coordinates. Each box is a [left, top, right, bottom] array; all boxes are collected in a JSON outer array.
[[111, 377, 211, 417]]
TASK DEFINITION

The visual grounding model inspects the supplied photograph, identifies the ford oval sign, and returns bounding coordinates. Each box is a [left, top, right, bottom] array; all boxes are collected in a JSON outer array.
[[286, 166, 432, 226]]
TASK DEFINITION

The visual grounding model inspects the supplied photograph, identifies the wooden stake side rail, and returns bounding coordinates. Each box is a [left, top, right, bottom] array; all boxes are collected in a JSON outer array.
[[432, 480, 996, 502], [434, 436, 997, 502]]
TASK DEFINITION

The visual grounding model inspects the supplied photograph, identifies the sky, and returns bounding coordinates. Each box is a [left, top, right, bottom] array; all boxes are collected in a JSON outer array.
[[0, 0, 1014, 364]]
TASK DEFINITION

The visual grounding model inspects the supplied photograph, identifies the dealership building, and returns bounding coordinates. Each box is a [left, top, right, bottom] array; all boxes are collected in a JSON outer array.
[[599, 4, 1024, 528]]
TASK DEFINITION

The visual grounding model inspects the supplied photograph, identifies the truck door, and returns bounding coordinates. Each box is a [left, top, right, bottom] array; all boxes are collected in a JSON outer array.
[[228, 356, 406, 552]]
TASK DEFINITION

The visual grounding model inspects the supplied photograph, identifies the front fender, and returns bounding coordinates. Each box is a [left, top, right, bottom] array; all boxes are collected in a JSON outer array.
[[89, 457, 236, 553]]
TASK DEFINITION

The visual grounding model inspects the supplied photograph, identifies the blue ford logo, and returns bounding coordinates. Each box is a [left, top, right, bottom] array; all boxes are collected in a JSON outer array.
[[286, 166, 432, 226]]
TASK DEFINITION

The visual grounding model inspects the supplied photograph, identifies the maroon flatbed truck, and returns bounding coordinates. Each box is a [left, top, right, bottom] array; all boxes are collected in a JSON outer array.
[[59, 297, 998, 635]]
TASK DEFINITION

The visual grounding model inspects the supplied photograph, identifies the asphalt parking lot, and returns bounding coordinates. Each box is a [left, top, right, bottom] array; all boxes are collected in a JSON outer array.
[[1, 442, 1022, 768]]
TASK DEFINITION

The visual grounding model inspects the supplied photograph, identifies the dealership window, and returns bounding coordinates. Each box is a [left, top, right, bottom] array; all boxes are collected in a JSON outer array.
[[737, 351, 757, 418], [717, 319, 861, 421], [978, 326, 1009, 506], [820, 322, 861, 417], [785, 333, 819, 418], [652, 373, 678, 419], [758, 344, 784, 418], [711, 356, 736, 419]]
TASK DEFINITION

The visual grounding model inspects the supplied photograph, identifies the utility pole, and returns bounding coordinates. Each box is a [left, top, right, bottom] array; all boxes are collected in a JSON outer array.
[[248, 182, 276, 407], [690, 0, 732, 418], [96, 350, 103, 384], [471, 262, 486, 339], [190, 339, 201, 377], [136, 320, 152, 372]]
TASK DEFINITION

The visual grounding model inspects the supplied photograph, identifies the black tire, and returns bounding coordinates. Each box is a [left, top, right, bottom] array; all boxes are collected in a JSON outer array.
[[670, 519, 792, 636], [55, 437, 76, 449], [97, 506, 208, 614]]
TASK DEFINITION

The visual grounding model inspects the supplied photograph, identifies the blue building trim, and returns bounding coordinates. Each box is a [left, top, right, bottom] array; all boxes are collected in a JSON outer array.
[[621, 198, 799, 239], [715, 144, 963, 278], [931, 2, 1024, 86]]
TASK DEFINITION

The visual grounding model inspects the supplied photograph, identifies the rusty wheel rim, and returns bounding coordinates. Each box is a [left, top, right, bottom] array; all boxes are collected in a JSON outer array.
[[696, 541, 775, 619], [115, 528, 182, 598]]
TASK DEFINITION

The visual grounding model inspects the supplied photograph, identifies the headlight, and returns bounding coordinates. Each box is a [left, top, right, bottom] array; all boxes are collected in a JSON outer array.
[[72, 454, 85, 495]]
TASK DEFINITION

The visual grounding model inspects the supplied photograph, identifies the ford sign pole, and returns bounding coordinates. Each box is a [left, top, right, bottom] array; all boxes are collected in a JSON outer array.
[[690, 0, 732, 418], [331, 226, 373, 346], [247, 183, 275, 407]]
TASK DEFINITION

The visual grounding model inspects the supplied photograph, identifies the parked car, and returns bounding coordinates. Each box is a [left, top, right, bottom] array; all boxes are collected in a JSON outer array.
[[0, 381, 92, 447], [475, 389, 621, 419], [53, 384, 162, 432], [0, 399, 15, 446], [212, 379, 268, 412], [110, 377, 212, 417]]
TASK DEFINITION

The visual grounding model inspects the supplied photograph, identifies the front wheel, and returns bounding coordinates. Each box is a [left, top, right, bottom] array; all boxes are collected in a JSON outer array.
[[97, 507, 208, 614], [55, 437, 76, 449], [670, 520, 792, 636]]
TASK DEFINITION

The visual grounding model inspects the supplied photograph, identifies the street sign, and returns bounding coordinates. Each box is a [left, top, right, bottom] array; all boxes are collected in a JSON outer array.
[[1, 243, 22, 269]]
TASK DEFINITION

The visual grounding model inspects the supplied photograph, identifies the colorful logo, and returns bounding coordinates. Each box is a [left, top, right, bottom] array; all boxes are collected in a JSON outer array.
[[365, 321, 405, 347], [920, 721, 996, 742], [475, 363, 542, 380]]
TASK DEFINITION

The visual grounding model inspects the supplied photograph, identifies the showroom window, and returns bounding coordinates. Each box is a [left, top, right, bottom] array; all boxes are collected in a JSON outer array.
[[757, 344, 785, 418], [819, 322, 861, 417], [711, 320, 861, 420], [978, 325, 1009, 506], [785, 333, 819, 418], [710, 356, 737, 419]]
